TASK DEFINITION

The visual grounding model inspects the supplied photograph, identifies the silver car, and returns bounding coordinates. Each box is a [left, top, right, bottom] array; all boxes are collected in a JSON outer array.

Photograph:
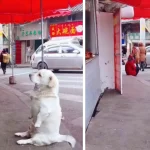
[[145, 46, 150, 67], [31, 41, 83, 71]]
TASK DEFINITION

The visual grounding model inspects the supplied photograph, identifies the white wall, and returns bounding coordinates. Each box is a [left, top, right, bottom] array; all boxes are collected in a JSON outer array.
[[96, 12, 115, 92], [86, 57, 101, 129]]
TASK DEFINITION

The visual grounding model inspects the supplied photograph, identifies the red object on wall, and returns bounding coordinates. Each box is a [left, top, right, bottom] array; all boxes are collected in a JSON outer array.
[[50, 21, 83, 37], [113, 10, 122, 94], [15, 41, 21, 64]]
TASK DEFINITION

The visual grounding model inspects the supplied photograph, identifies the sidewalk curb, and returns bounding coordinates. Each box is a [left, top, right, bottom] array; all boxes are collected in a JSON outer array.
[[7, 65, 31, 68]]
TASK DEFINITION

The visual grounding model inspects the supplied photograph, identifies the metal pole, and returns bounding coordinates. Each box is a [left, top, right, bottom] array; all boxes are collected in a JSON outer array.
[[9, 23, 16, 84], [9, 23, 14, 76], [93, 0, 99, 55], [40, 0, 44, 69]]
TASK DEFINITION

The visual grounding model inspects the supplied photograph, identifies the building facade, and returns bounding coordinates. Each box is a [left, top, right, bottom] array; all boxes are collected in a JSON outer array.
[[122, 19, 150, 56], [14, 7, 83, 64]]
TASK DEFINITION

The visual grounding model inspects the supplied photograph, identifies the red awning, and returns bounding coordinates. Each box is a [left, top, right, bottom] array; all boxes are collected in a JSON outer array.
[[113, 0, 141, 7], [113, 0, 150, 19], [0, 0, 82, 24], [0, 10, 71, 24], [113, 0, 150, 8], [133, 7, 150, 18]]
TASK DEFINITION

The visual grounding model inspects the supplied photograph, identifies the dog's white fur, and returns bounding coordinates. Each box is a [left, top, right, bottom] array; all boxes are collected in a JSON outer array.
[[15, 69, 76, 147]]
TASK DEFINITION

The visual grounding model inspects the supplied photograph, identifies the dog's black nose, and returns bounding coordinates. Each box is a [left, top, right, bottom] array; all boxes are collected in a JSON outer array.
[[29, 74, 32, 78]]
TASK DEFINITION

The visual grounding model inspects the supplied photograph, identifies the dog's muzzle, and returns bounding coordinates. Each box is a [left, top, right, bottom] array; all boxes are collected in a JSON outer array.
[[34, 83, 39, 91]]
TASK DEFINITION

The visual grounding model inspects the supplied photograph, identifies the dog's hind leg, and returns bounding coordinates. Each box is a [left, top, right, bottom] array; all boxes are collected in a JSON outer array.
[[53, 134, 76, 148], [15, 123, 34, 138], [17, 138, 33, 145]]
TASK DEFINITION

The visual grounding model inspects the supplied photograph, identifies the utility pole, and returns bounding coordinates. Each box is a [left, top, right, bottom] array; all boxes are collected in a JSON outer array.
[[40, 0, 44, 69], [9, 23, 16, 84]]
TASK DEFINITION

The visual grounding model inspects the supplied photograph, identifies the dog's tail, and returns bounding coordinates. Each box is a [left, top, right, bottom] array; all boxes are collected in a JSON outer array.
[[57, 135, 76, 148]]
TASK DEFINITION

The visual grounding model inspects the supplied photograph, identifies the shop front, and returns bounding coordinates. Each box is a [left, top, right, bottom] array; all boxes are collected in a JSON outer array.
[[85, 0, 134, 129], [15, 21, 49, 64]]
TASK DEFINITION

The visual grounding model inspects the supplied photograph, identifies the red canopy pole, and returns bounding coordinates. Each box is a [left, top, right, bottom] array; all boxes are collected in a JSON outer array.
[[40, 0, 44, 69], [9, 23, 16, 84]]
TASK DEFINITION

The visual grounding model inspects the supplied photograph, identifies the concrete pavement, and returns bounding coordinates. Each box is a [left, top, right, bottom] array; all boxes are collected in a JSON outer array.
[[0, 83, 74, 150], [0, 84, 81, 150], [86, 73, 150, 150], [0, 68, 82, 150]]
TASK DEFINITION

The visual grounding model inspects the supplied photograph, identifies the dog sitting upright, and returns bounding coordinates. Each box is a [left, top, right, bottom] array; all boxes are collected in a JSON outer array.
[[15, 69, 76, 147]]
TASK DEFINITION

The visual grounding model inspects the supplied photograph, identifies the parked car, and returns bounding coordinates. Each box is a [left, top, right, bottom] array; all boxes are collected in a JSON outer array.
[[31, 38, 83, 71], [145, 46, 150, 67]]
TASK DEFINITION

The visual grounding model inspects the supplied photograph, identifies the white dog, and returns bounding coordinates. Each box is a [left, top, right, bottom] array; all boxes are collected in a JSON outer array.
[[15, 69, 76, 148]]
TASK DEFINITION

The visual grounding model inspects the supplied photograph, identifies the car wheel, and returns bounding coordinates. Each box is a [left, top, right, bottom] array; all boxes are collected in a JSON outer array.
[[53, 69, 59, 72], [37, 62, 48, 70]]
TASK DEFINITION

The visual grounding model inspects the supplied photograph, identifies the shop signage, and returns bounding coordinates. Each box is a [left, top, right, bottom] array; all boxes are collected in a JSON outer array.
[[21, 29, 42, 37], [114, 10, 122, 94], [15, 21, 48, 40], [50, 21, 83, 37]]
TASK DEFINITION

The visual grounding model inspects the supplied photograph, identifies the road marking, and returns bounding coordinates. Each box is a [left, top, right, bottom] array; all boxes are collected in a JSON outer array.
[[24, 90, 82, 103], [0, 72, 83, 80], [21, 82, 83, 89], [60, 93, 82, 103], [0, 72, 31, 78], [59, 80, 82, 83], [22, 84, 83, 89], [57, 76, 83, 79], [60, 84, 82, 89]]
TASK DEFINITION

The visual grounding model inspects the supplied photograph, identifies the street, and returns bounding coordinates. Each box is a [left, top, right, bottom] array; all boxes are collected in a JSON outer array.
[[0, 68, 83, 150]]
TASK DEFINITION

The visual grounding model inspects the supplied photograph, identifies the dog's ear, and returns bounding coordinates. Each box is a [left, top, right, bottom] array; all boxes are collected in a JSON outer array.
[[48, 76, 53, 87]]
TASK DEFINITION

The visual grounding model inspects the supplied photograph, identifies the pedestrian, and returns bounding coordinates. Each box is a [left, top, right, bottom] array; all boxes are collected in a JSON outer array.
[[0, 48, 10, 74], [26, 46, 31, 63], [132, 46, 140, 67], [125, 55, 139, 76], [139, 42, 146, 71], [122, 46, 127, 56], [79, 39, 83, 46]]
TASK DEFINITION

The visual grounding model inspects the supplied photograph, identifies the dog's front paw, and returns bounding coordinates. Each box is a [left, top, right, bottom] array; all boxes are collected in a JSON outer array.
[[17, 139, 32, 145], [17, 140, 27, 145]]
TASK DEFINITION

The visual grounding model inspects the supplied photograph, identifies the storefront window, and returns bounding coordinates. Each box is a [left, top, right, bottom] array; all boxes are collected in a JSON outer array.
[[86, 0, 98, 60]]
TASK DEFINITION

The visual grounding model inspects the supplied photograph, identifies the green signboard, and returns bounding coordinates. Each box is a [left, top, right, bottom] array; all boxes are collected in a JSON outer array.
[[21, 30, 42, 37]]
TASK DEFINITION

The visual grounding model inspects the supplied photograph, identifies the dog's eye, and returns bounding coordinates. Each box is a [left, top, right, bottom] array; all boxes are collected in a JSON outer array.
[[38, 73, 41, 77]]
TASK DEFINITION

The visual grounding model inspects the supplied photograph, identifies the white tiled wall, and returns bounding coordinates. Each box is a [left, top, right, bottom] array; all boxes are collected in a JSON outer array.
[[97, 12, 115, 91]]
